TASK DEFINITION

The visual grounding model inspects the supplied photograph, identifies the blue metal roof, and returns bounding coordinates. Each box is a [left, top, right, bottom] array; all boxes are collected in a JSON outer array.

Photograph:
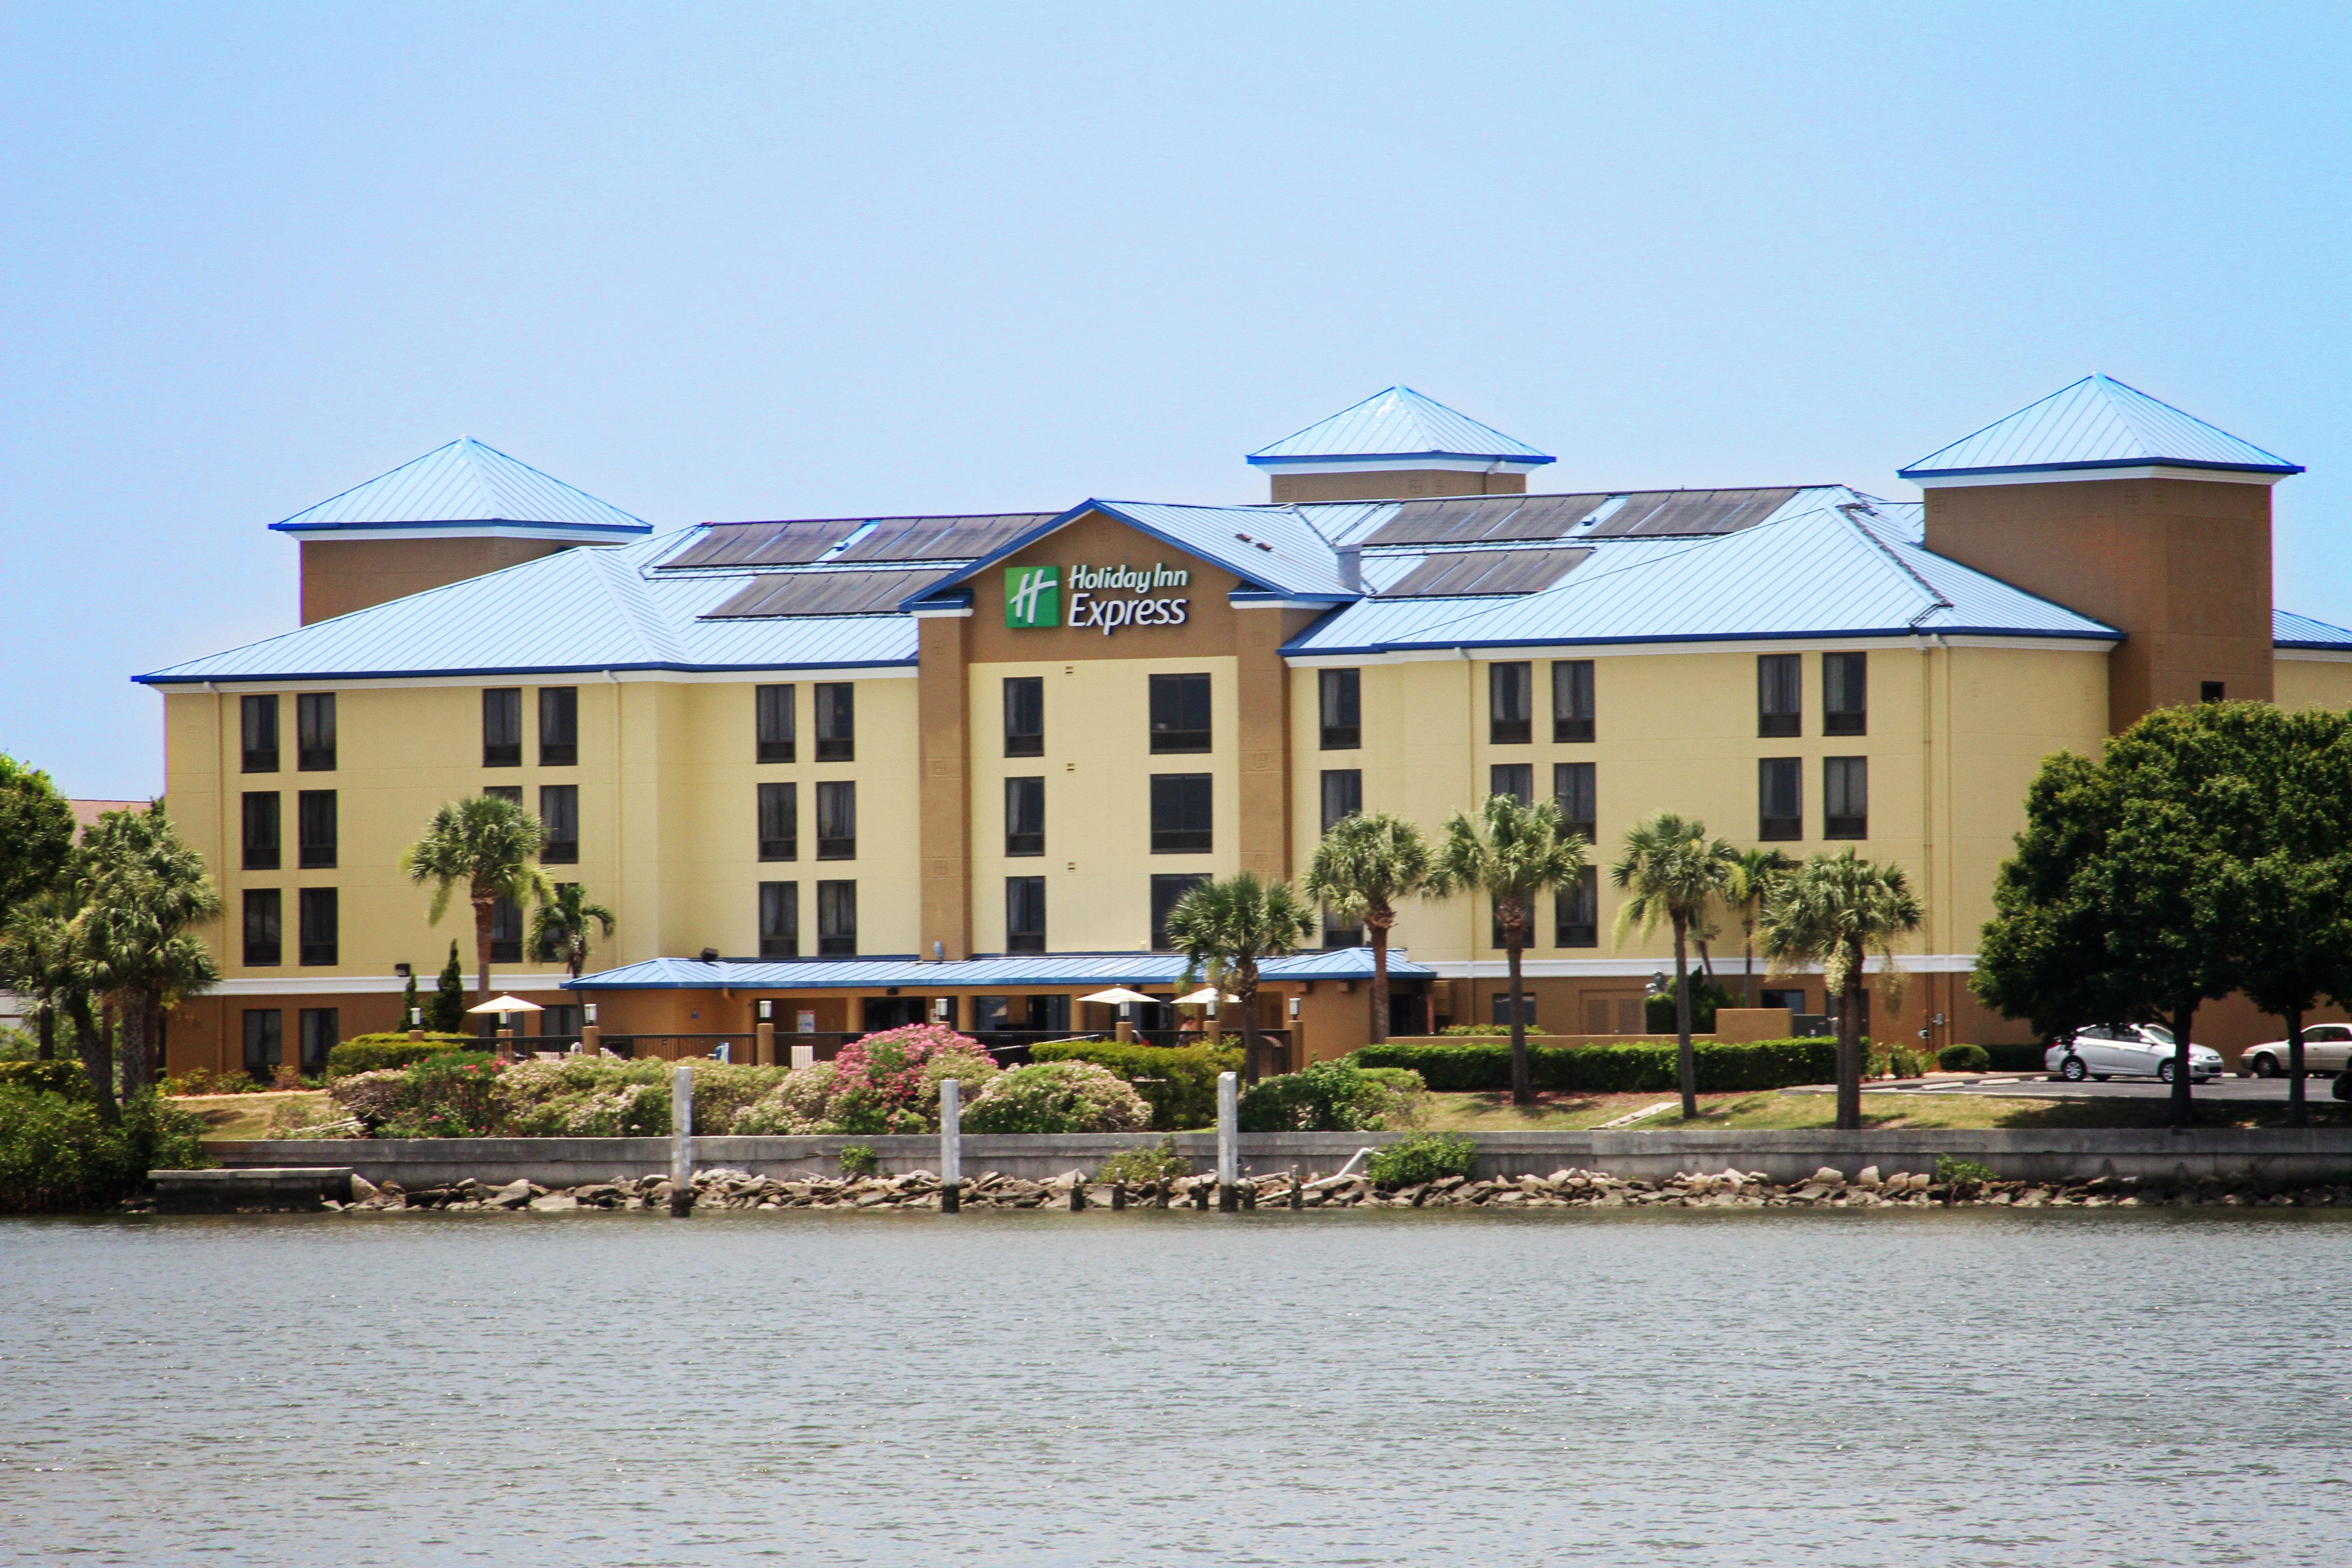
[[565, 946, 1435, 991], [1900, 376, 2302, 480], [2274, 609, 2352, 650], [1282, 498, 2118, 657], [270, 437, 652, 535], [1249, 387, 1554, 468], [901, 500, 1356, 608]]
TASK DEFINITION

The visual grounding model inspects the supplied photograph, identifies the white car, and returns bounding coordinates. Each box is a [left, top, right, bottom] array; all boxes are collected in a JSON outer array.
[[2046, 1024, 2223, 1084], [2239, 1024, 2352, 1078]]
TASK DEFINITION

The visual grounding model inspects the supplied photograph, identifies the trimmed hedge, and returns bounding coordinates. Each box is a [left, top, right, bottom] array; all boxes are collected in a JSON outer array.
[[1937, 1043, 1993, 1073], [1353, 1037, 1838, 1094], [325, 1034, 476, 1080], [1029, 1041, 1242, 1131], [0, 1060, 92, 1098]]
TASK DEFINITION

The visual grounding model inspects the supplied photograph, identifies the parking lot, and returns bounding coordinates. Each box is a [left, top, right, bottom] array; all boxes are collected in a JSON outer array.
[[1844, 1073, 2339, 1104]]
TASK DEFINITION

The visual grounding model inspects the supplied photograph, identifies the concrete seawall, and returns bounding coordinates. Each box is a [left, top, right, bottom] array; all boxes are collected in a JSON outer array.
[[206, 1127, 2352, 1188]]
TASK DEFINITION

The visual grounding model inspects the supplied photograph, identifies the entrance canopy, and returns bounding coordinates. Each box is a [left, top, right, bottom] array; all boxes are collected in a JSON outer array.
[[562, 947, 1429, 993]]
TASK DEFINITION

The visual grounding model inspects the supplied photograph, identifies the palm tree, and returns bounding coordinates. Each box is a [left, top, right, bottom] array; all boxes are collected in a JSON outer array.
[[1611, 813, 1739, 1120], [530, 882, 617, 980], [72, 807, 221, 1099], [1428, 794, 1587, 1107], [1, 893, 103, 1110], [401, 795, 554, 1004], [1164, 874, 1316, 1084], [1303, 812, 1433, 1045], [1759, 847, 1924, 1131], [1728, 848, 1797, 1008]]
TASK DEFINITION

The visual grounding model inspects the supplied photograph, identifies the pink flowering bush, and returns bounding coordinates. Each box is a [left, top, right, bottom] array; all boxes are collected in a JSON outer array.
[[731, 1024, 998, 1135]]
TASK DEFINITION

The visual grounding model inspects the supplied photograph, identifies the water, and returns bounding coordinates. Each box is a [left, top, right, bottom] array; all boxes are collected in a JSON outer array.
[[2, 1208, 2347, 1567]]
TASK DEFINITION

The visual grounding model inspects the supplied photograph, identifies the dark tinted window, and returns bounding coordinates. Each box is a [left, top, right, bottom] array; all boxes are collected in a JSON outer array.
[[242, 1009, 282, 1079], [490, 896, 523, 964], [1553, 660, 1594, 743], [817, 880, 857, 956], [1823, 653, 1866, 736], [1318, 669, 1360, 750], [1490, 764, 1533, 805], [1149, 673, 1211, 753], [1005, 876, 1046, 953], [241, 791, 280, 870], [813, 683, 854, 761], [296, 693, 335, 771], [1758, 655, 1801, 738], [816, 781, 856, 859], [1150, 873, 1209, 951], [1322, 902, 1363, 949], [1150, 774, 1212, 853], [1555, 867, 1598, 947], [757, 684, 796, 763], [1320, 769, 1361, 834], [298, 887, 338, 966], [1825, 756, 1868, 839], [1005, 777, 1044, 857], [2201, 680, 2226, 703], [1489, 662, 1532, 745], [243, 889, 282, 966], [484, 784, 521, 805], [759, 881, 799, 958], [539, 687, 578, 765], [1759, 758, 1802, 841], [758, 782, 797, 861], [296, 790, 336, 869], [240, 695, 279, 773], [482, 689, 523, 767], [1554, 762, 1595, 843], [1003, 677, 1044, 757], [1490, 992, 1537, 1028], [298, 1008, 339, 1077], [539, 784, 578, 864]]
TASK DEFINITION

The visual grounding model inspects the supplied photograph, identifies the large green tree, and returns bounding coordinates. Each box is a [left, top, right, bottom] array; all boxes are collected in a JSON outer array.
[[1430, 794, 1587, 1107], [73, 807, 222, 1099], [1303, 811, 1432, 1045], [1610, 813, 1737, 1119], [1164, 873, 1316, 1084], [0, 755, 74, 930], [401, 795, 554, 1004], [1761, 848, 1923, 1131], [0, 894, 99, 1098]]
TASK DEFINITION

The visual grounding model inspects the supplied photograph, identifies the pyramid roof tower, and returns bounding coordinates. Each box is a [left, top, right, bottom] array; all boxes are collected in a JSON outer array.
[[270, 436, 651, 540], [1246, 387, 1552, 503], [1901, 375, 2300, 485]]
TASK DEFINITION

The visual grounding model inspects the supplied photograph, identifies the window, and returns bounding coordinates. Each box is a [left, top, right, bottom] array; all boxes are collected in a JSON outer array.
[[298, 887, 338, 966], [1319, 769, 1362, 834], [756, 684, 796, 763], [1004, 777, 1045, 857], [1490, 993, 1538, 1028], [1150, 873, 1209, 951], [816, 781, 857, 860], [542, 1004, 582, 1039], [539, 687, 578, 765], [1553, 660, 1595, 743], [1490, 764, 1534, 805], [2201, 681, 2226, 703], [1758, 654, 1801, 738], [243, 889, 282, 966], [296, 790, 337, 869], [242, 1009, 282, 1080], [241, 792, 280, 870], [813, 683, 854, 761], [1759, 758, 1803, 841], [1150, 774, 1213, 853], [1489, 662, 1532, 745], [1005, 876, 1046, 954], [816, 880, 857, 956], [240, 695, 279, 773], [298, 1009, 339, 1078], [757, 782, 797, 861], [1824, 654, 1866, 736], [1825, 756, 1868, 839], [296, 693, 336, 771], [539, 785, 578, 864], [1319, 669, 1361, 750], [759, 881, 799, 958], [1149, 673, 1211, 753], [1759, 987, 1806, 1014], [1554, 763, 1595, 844], [484, 784, 522, 805], [1322, 904, 1363, 949], [489, 897, 523, 964], [482, 688, 523, 767], [1556, 867, 1598, 947], [1003, 676, 1044, 757]]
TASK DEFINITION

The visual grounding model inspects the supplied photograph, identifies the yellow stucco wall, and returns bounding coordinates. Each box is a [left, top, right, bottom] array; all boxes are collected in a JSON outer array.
[[2273, 656, 2352, 711]]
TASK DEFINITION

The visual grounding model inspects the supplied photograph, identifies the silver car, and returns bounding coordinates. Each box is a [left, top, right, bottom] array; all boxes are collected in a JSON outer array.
[[2047, 1024, 2224, 1084], [2239, 1023, 2352, 1078]]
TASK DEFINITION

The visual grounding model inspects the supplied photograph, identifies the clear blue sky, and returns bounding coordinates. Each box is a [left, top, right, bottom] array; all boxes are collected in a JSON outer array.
[[5, 1, 2347, 797]]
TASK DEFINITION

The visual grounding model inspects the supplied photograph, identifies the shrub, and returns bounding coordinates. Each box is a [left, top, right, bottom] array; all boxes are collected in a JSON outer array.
[[325, 1034, 475, 1080], [731, 1061, 843, 1134], [838, 1143, 879, 1178], [1366, 1132, 1476, 1188], [1352, 1037, 1838, 1094], [1095, 1135, 1192, 1185], [379, 1052, 505, 1139], [1872, 1046, 1930, 1080], [1438, 1023, 1510, 1036], [1936, 1043, 1992, 1073], [825, 1024, 998, 1135], [0, 1060, 91, 1098], [0, 1087, 209, 1212], [1936, 1155, 1999, 1185], [1029, 1041, 1240, 1130], [1239, 1060, 1421, 1132], [1644, 974, 1740, 1034], [961, 1060, 1151, 1134], [161, 1068, 268, 1096]]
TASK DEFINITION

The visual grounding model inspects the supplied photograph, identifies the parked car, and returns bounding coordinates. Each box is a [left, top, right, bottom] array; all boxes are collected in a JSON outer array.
[[2046, 1024, 2224, 1083], [2239, 1023, 2352, 1078]]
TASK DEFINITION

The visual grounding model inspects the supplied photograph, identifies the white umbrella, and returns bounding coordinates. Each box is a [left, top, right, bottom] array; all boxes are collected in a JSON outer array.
[[465, 995, 544, 1015], [1173, 986, 1238, 1004], [1078, 987, 1157, 1005]]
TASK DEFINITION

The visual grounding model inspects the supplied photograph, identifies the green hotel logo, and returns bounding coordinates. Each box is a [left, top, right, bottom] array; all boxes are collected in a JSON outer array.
[[1004, 565, 1060, 629]]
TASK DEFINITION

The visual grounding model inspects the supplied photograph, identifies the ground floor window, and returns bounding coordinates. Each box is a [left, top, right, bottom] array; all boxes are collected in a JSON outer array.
[[759, 881, 799, 958], [541, 1004, 582, 1039], [1491, 993, 1537, 1028], [1759, 987, 1806, 1013], [298, 1009, 339, 1078], [242, 1009, 283, 1080], [817, 880, 857, 956]]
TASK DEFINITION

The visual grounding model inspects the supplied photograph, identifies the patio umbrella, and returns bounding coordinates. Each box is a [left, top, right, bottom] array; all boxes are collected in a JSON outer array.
[[1173, 986, 1238, 1004], [1077, 987, 1156, 1006], [465, 995, 544, 1016]]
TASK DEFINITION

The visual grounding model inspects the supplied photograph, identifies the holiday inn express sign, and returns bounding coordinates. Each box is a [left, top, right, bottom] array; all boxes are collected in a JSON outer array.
[[1005, 564, 1191, 634]]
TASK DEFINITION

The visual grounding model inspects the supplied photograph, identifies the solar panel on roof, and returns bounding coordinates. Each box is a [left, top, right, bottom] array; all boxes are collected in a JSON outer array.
[[1365, 493, 1617, 545], [831, 513, 1056, 562], [702, 568, 952, 618], [1384, 547, 1592, 597], [662, 519, 863, 569], [1584, 488, 1798, 539]]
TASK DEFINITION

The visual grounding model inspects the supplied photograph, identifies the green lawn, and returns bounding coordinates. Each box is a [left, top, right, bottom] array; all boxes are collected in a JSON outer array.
[[1421, 1088, 2352, 1131], [173, 1090, 329, 1141]]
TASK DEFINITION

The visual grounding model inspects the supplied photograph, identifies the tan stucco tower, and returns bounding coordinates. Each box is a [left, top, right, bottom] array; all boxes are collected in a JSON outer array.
[[1902, 376, 2303, 733]]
